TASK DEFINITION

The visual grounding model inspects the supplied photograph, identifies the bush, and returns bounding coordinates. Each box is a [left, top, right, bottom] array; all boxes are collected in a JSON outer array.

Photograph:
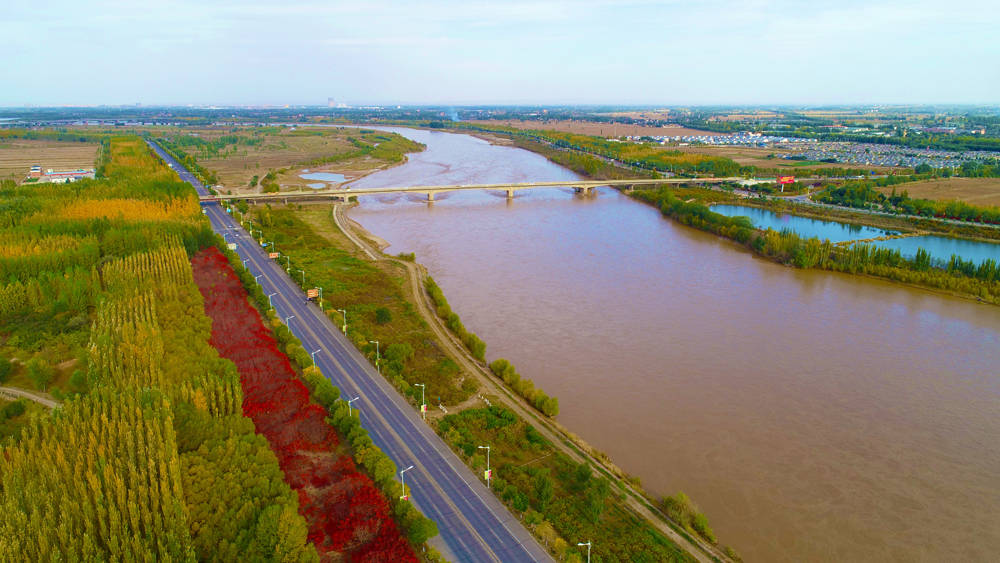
[[1, 399, 26, 420], [0, 356, 11, 383], [375, 307, 392, 325], [384, 342, 414, 364]]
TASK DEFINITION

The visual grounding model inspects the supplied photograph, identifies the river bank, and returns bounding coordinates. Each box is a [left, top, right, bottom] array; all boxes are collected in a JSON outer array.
[[464, 126, 999, 305]]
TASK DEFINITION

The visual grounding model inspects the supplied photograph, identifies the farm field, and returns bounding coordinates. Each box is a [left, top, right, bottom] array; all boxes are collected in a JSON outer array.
[[876, 176, 1000, 206], [467, 118, 716, 138], [0, 139, 98, 182]]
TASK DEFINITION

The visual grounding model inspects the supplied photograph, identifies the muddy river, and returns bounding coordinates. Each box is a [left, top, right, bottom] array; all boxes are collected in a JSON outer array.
[[345, 127, 1000, 562]]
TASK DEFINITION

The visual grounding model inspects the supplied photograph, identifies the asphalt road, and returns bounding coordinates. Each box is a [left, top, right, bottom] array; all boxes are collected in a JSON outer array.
[[147, 140, 552, 563]]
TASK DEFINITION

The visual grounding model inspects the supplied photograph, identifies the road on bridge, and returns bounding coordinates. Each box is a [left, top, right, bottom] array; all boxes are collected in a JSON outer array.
[[147, 140, 553, 563]]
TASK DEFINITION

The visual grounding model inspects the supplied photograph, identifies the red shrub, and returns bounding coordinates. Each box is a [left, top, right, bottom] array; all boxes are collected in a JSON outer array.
[[192, 247, 417, 563]]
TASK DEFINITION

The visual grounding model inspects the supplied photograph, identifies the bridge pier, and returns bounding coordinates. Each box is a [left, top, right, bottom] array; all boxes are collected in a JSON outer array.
[[506, 188, 515, 200], [574, 186, 593, 196], [426, 192, 435, 202]]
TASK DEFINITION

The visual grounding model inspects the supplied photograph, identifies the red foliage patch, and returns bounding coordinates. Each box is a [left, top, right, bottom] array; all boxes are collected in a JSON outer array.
[[192, 247, 416, 562]]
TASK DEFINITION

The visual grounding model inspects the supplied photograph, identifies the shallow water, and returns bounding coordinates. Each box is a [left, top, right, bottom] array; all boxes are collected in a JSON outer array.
[[712, 204, 1000, 265], [300, 171, 348, 184]]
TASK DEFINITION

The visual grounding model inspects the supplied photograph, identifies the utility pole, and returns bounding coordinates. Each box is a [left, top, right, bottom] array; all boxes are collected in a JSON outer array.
[[478, 445, 491, 488], [414, 383, 426, 420], [400, 465, 414, 500], [335, 309, 347, 334], [368, 341, 380, 374]]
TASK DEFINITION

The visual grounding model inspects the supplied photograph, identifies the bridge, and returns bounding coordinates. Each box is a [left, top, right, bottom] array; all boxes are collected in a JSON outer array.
[[199, 177, 743, 203]]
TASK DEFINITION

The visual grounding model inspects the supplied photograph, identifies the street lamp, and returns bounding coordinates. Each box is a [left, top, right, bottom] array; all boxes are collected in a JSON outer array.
[[336, 309, 347, 335], [347, 396, 360, 417], [254, 274, 263, 285], [284, 255, 291, 272], [285, 315, 295, 333], [368, 341, 380, 374], [267, 292, 277, 308], [242, 258, 249, 270], [297, 269, 305, 285], [478, 445, 491, 488], [310, 349, 321, 366], [577, 541, 591, 563], [414, 383, 426, 420], [400, 465, 414, 501], [317, 287, 324, 311]]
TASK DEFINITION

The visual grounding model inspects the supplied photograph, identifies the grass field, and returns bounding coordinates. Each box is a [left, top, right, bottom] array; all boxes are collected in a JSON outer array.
[[467, 119, 716, 138], [0, 139, 99, 182], [166, 126, 421, 193], [875, 177, 1000, 206]]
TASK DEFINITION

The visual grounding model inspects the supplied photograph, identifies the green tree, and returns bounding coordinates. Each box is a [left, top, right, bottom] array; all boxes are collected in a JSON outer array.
[[26, 358, 55, 391], [533, 472, 554, 512], [375, 307, 392, 324]]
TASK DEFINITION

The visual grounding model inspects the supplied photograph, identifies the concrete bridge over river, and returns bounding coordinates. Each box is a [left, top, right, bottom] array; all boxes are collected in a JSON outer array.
[[198, 177, 743, 203]]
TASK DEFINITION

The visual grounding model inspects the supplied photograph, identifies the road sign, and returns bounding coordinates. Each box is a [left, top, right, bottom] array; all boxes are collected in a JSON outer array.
[[268, 252, 279, 259], [227, 243, 237, 250], [420, 404, 427, 414], [777, 175, 795, 184], [484, 469, 492, 481], [399, 495, 409, 501], [306, 288, 319, 299]]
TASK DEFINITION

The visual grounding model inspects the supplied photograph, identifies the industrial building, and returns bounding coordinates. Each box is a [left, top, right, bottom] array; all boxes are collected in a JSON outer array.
[[28, 165, 96, 183]]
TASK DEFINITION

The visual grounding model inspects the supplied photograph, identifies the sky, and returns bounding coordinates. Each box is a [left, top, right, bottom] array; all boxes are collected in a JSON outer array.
[[4, 0, 999, 107]]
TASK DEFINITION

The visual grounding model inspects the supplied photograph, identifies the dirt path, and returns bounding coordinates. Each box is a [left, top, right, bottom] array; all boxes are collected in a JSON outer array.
[[0, 386, 60, 409], [331, 204, 726, 563]]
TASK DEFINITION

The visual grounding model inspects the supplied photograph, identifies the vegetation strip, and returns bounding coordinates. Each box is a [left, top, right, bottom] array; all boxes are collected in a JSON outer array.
[[192, 246, 424, 561], [0, 137, 317, 560]]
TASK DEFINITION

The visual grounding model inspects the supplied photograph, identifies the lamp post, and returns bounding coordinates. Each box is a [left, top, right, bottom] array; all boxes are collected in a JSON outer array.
[[310, 349, 321, 366], [368, 341, 380, 374], [254, 274, 263, 285], [285, 315, 295, 333], [267, 292, 277, 308], [337, 309, 347, 335], [347, 396, 360, 417], [242, 259, 249, 269], [400, 465, 414, 501], [414, 383, 426, 420], [478, 445, 491, 488], [577, 541, 591, 563], [317, 287, 324, 311], [284, 255, 290, 272], [297, 269, 305, 286]]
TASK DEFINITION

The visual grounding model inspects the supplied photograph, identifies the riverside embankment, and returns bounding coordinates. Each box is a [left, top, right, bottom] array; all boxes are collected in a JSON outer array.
[[345, 127, 1000, 563]]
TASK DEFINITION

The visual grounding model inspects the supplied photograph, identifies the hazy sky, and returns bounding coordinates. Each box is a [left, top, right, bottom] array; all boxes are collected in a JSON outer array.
[[5, 0, 999, 106]]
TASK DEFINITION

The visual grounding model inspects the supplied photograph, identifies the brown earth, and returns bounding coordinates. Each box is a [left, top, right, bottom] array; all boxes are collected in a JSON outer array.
[[0, 140, 99, 182], [875, 177, 1000, 207]]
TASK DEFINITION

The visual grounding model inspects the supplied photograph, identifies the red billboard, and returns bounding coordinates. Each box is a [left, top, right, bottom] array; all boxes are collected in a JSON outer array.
[[777, 176, 795, 184]]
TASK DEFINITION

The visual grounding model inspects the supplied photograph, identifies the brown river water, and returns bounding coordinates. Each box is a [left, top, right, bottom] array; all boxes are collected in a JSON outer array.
[[344, 127, 1000, 562]]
